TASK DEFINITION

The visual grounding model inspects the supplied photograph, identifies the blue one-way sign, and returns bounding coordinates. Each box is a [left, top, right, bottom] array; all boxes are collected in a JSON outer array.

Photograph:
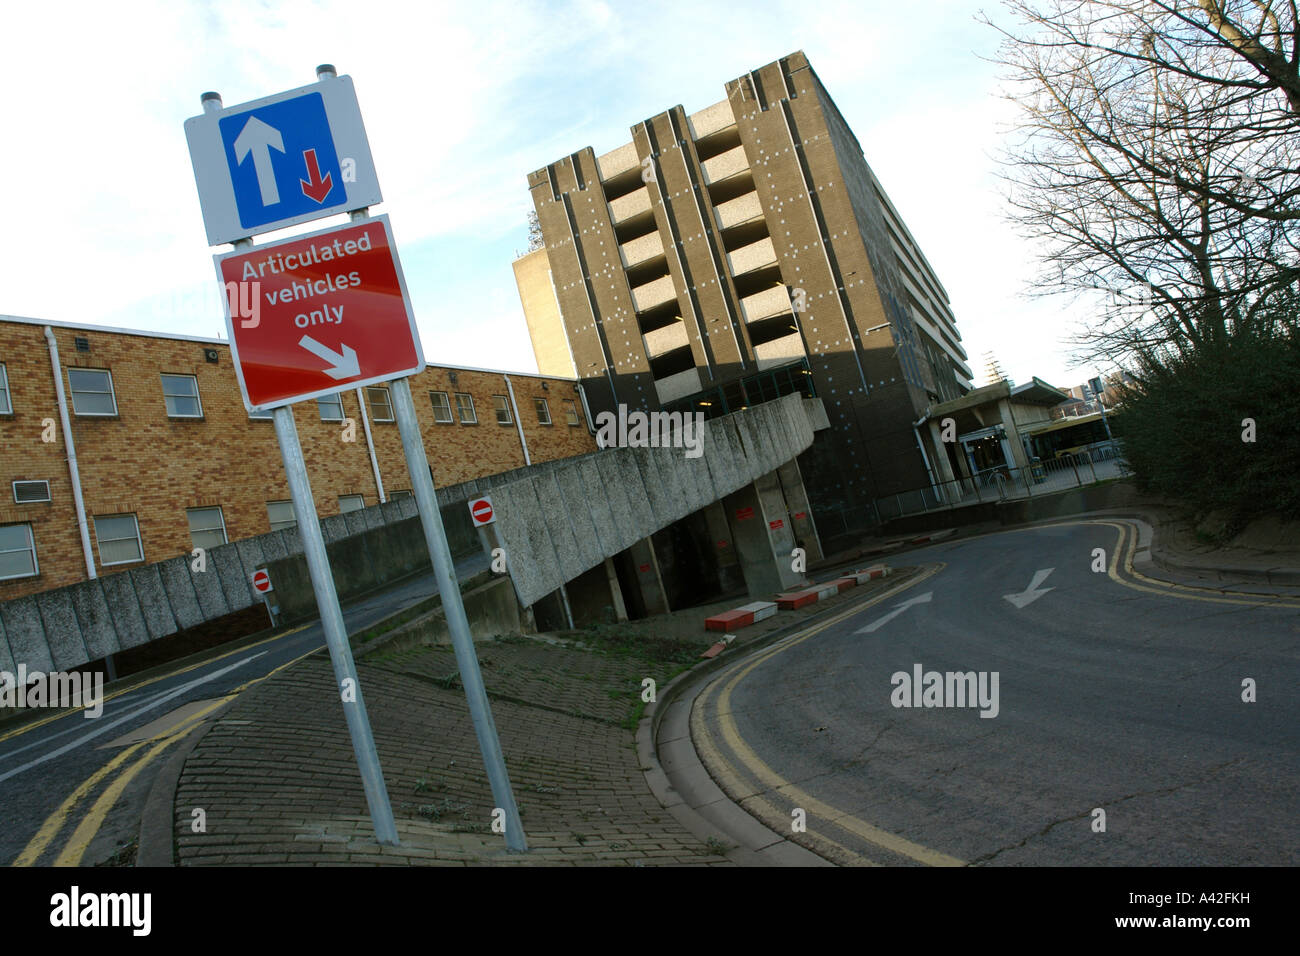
[[186, 75, 382, 246], [221, 91, 343, 228]]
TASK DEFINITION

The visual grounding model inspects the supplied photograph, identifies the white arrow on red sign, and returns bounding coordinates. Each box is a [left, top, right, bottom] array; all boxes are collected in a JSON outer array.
[[299, 335, 360, 379]]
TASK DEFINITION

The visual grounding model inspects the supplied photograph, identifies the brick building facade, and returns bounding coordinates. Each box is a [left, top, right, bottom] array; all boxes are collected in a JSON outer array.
[[0, 315, 596, 602]]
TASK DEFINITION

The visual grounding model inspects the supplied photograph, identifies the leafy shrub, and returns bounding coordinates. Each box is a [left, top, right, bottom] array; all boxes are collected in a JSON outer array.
[[1112, 328, 1300, 529]]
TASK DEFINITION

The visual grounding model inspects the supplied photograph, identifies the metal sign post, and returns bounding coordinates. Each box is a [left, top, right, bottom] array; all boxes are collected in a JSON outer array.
[[391, 376, 527, 852], [274, 403, 399, 846], [191, 76, 400, 846]]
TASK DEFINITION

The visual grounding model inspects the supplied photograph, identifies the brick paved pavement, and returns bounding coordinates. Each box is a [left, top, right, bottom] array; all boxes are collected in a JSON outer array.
[[172, 559, 923, 866], [174, 633, 732, 866]]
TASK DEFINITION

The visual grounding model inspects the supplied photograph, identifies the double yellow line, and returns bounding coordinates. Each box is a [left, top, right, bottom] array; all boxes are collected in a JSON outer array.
[[689, 519, 1297, 866], [12, 641, 321, 867], [692, 565, 964, 866], [0, 627, 308, 746]]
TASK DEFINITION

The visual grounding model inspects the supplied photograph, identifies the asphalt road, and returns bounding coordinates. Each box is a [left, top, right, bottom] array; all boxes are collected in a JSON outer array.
[[0, 553, 486, 867], [692, 519, 1300, 866]]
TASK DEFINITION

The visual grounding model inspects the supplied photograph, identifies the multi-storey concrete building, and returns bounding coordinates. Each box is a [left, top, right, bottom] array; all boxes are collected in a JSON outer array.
[[0, 315, 596, 602], [515, 51, 973, 540]]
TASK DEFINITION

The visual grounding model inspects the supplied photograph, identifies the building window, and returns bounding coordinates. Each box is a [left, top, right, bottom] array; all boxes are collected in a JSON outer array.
[[0, 523, 38, 580], [161, 374, 203, 418], [339, 494, 365, 513], [455, 392, 477, 424], [12, 480, 51, 504], [318, 393, 345, 422], [389, 490, 412, 500], [430, 391, 453, 423], [267, 500, 296, 532], [68, 368, 117, 416], [494, 395, 512, 425], [563, 398, 581, 426], [187, 506, 227, 550], [365, 386, 394, 423], [93, 513, 143, 566], [0, 364, 11, 414], [534, 397, 551, 425]]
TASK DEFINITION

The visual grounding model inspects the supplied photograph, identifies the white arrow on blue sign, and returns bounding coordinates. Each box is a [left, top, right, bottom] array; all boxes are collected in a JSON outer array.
[[185, 75, 383, 246]]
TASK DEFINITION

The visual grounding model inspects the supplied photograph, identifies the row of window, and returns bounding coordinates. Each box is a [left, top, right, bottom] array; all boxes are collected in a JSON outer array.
[[0, 493, 412, 582], [431, 390, 581, 428], [0, 363, 584, 428]]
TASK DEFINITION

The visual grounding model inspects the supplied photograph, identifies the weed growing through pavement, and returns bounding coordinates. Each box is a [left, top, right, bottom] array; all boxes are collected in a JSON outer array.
[[417, 798, 470, 822], [701, 836, 733, 856], [414, 777, 448, 795]]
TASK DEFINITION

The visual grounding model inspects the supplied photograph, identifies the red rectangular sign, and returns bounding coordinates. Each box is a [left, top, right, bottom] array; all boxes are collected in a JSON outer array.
[[215, 215, 424, 410], [735, 507, 754, 521], [769, 519, 784, 530]]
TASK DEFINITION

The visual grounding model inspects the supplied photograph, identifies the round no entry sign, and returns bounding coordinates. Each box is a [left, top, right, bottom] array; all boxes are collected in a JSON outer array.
[[469, 496, 495, 527], [251, 568, 273, 594]]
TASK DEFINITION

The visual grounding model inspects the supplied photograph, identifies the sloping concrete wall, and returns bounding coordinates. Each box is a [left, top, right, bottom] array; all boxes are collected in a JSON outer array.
[[265, 500, 480, 624], [0, 495, 421, 673], [0, 393, 820, 671], [489, 393, 818, 607]]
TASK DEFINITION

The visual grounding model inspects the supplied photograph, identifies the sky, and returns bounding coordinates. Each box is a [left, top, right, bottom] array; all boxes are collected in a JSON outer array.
[[0, 0, 1109, 390]]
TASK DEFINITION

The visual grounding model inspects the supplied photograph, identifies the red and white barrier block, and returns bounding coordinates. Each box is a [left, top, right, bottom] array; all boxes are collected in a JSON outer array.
[[777, 579, 851, 610], [705, 600, 778, 633], [850, 564, 891, 584], [909, 529, 955, 545]]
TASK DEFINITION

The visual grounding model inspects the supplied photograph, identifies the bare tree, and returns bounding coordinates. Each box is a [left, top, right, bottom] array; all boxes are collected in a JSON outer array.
[[984, 1, 1300, 365]]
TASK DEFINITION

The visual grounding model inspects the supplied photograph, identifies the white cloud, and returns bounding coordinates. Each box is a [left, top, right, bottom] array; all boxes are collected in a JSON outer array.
[[0, 0, 1089, 386]]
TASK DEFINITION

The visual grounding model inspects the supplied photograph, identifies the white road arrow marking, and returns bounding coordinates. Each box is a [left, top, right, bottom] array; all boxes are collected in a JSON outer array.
[[1003, 568, 1055, 609], [233, 116, 285, 206], [299, 336, 360, 379], [856, 591, 932, 634]]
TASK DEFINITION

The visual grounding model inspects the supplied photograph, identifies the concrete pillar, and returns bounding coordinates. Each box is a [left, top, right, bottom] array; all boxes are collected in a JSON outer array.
[[702, 501, 745, 594], [927, 419, 959, 485], [603, 557, 628, 622], [998, 399, 1032, 472], [722, 471, 806, 599], [776, 459, 823, 565], [628, 536, 669, 615]]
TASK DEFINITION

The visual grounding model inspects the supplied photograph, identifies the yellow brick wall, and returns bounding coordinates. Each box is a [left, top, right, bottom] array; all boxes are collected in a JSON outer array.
[[0, 320, 596, 602]]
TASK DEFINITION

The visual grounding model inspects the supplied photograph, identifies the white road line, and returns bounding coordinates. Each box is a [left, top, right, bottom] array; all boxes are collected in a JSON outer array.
[[0, 687, 176, 762], [0, 652, 266, 785], [856, 592, 933, 634]]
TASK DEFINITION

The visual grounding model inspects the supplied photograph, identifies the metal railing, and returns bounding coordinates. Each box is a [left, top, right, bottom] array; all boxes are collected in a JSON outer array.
[[874, 441, 1130, 521]]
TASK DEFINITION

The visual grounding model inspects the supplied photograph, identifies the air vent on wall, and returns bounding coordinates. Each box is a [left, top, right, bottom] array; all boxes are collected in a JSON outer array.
[[204, 348, 219, 364], [74, 336, 90, 352], [13, 480, 51, 504]]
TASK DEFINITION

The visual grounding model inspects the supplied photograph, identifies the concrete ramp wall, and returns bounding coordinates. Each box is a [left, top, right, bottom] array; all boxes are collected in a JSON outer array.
[[0, 393, 820, 672], [0, 495, 428, 674], [488, 392, 818, 607]]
